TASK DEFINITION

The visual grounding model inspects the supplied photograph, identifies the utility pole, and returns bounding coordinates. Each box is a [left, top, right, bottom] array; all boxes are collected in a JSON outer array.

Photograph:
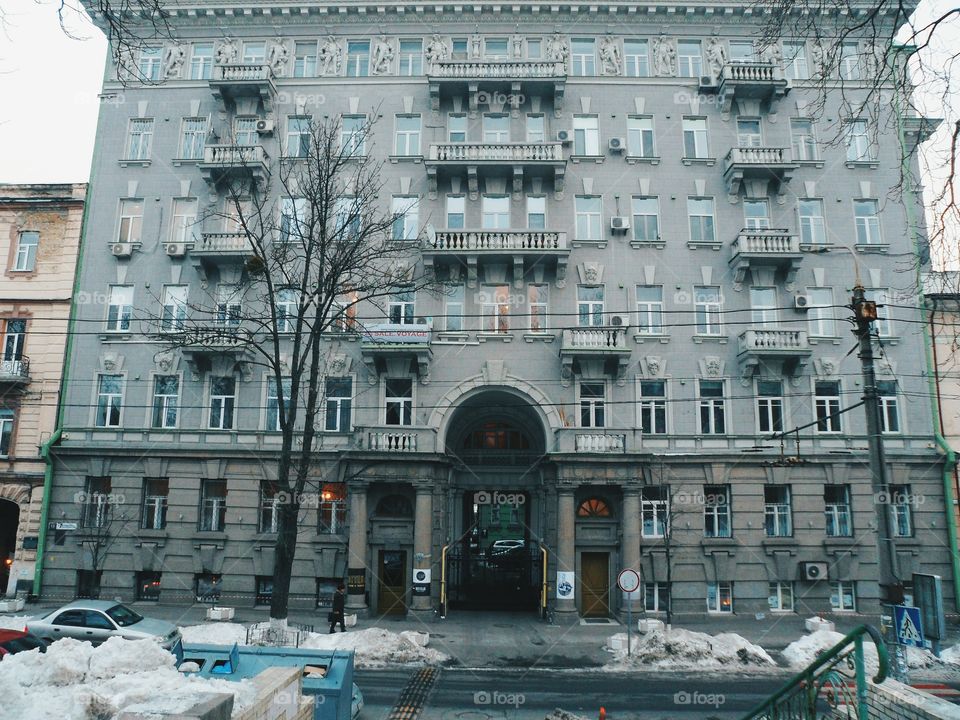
[[851, 284, 906, 678]]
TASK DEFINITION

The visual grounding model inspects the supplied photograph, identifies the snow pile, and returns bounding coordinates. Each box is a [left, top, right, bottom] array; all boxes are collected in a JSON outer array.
[[783, 630, 960, 673], [0, 615, 32, 631], [0, 636, 256, 720], [180, 621, 249, 646], [603, 626, 776, 670], [940, 644, 960, 666]]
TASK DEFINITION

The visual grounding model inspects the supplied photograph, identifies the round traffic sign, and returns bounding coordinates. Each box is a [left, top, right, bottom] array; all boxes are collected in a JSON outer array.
[[617, 568, 641, 594]]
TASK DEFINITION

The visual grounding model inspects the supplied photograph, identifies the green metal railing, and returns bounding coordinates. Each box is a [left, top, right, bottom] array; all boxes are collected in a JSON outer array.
[[741, 625, 888, 720]]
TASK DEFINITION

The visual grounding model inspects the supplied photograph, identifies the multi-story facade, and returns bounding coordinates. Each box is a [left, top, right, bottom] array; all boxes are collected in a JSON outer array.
[[41, 1, 956, 619], [0, 183, 85, 597]]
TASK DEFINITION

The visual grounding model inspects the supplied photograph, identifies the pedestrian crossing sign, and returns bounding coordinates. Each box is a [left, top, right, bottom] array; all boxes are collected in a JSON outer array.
[[894, 605, 925, 648]]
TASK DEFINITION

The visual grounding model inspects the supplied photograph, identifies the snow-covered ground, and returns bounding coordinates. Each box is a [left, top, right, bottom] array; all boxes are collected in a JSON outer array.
[[180, 622, 449, 668], [0, 636, 256, 720], [0, 615, 33, 630], [783, 629, 960, 675], [603, 625, 777, 671]]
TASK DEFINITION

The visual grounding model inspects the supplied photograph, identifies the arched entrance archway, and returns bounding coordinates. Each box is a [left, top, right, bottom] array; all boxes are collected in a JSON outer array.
[[0, 498, 20, 595]]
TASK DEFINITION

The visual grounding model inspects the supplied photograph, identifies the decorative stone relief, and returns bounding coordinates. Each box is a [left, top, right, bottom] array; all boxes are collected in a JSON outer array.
[[163, 43, 186, 79], [577, 262, 604, 284], [652, 36, 676, 77], [810, 39, 827, 76], [371, 36, 395, 76], [546, 33, 569, 62], [100, 352, 125, 373], [644, 356, 665, 377], [318, 36, 343, 76], [705, 36, 727, 83], [700, 356, 724, 377], [215, 38, 239, 65], [512, 35, 524, 59], [154, 350, 178, 374], [816, 357, 838, 377], [327, 354, 351, 375], [761, 42, 782, 67], [268, 40, 290, 76], [425, 34, 449, 68], [471, 34, 482, 59], [599, 37, 622, 76]]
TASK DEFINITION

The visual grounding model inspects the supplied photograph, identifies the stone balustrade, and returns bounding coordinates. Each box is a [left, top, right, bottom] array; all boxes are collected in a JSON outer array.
[[575, 433, 626, 453], [431, 230, 567, 251], [561, 327, 628, 351], [429, 142, 564, 162], [725, 146, 792, 167], [213, 63, 275, 82], [721, 61, 782, 83], [732, 229, 800, 255], [739, 328, 811, 354], [203, 144, 268, 166], [431, 60, 566, 78], [196, 232, 250, 254]]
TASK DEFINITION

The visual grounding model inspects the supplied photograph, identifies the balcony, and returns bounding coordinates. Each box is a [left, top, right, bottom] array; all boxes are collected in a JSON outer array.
[[423, 230, 569, 288], [729, 229, 803, 289], [717, 62, 789, 117], [362, 427, 437, 454], [360, 323, 433, 384], [428, 60, 566, 116], [0, 357, 30, 386], [175, 327, 254, 377], [575, 433, 626, 454], [722, 146, 797, 200], [737, 328, 812, 378], [209, 63, 277, 112], [198, 145, 270, 189], [425, 142, 565, 199], [190, 232, 252, 278], [559, 326, 631, 385]]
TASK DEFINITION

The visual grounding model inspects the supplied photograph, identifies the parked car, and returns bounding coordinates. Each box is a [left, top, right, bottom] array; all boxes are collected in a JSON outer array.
[[26, 600, 181, 649], [0, 629, 48, 657]]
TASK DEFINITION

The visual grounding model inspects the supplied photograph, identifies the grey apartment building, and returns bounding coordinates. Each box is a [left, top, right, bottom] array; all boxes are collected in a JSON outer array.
[[41, 0, 956, 620]]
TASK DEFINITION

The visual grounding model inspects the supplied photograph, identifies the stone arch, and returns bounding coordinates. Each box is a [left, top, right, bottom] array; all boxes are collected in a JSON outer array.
[[0, 484, 29, 508]]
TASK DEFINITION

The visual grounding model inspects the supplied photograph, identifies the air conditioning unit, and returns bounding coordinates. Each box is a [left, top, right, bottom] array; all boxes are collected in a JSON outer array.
[[610, 216, 630, 233], [608, 313, 630, 328], [556, 129, 572, 144], [799, 561, 829, 582], [256, 118, 275, 135], [608, 137, 625, 153], [794, 294, 812, 311], [111, 243, 133, 258], [698, 75, 718, 91], [165, 242, 187, 257]]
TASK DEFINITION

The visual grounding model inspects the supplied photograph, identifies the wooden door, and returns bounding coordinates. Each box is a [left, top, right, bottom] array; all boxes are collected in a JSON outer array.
[[580, 552, 610, 617], [377, 550, 407, 615]]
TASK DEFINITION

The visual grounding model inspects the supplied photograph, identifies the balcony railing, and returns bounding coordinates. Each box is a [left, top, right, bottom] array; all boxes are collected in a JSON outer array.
[[729, 229, 803, 288], [179, 327, 253, 350], [195, 232, 250, 255], [202, 144, 268, 167], [721, 61, 783, 84], [717, 61, 789, 116], [0, 357, 30, 384], [368, 431, 419, 452], [428, 142, 564, 163], [575, 433, 626, 454], [561, 327, 629, 352], [725, 146, 793, 168], [739, 329, 811, 354], [213, 63, 274, 83], [209, 64, 277, 111], [430, 60, 566, 79], [430, 230, 567, 252], [723, 147, 797, 198]]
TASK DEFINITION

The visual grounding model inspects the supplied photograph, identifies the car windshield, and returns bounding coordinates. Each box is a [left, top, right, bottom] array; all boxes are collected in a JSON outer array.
[[105, 604, 143, 627]]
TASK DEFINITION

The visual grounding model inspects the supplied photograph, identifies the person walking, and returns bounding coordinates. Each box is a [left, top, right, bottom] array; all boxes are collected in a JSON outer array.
[[329, 582, 346, 633]]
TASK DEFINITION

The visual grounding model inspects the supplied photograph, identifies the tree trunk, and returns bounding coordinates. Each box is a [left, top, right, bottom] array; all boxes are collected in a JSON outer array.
[[269, 499, 300, 625]]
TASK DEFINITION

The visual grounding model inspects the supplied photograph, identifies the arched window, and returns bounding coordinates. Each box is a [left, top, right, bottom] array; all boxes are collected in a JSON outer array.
[[375, 494, 413, 518], [461, 421, 532, 451], [577, 497, 612, 518]]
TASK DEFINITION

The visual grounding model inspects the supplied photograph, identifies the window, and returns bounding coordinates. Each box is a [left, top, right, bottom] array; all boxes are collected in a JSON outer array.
[[764, 486, 792, 537], [180, 117, 207, 160], [737, 118, 762, 147], [452, 38, 468, 59], [259, 482, 281, 533], [199, 479, 227, 532], [854, 199, 881, 245], [448, 113, 467, 142], [527, 38, 542, 59], [699, 380, 726, 434], [798, 199, 827, 245], [275, 288, 297, 333], [815, 380, 842, 433], [573, 115, 600, 155], [694, 284, 722, 334], [81, 477, 111, 528], [528, 283, 548, 332], [878, 380, 900, 432], [706, 582, 733, 613], [743, 199, 770, 230], [286, 116, 311, 157], [638, 380, 667, 434], [96, 375, 123, 427], [577, 497, 612, 517], [0, 410, 13, 458], [684, 198, 716, 246], [869, 288, 893, 337], [575, 196, 602, 241], [76, 572, 102, 599], [636, 286, 663, 335], [704, 485, 732, 538], [783, 41, 809, 80], [394, 115, 421, 155], [830, 581, 856, 611], [624, 39, 649, 77], [682, 117, 709, 159], [482, 195, 510, 229], [209, 376, 236, 430], [126, 119, 154, 160], [627, 116, 655, 157], [845, 120, 874, 162], [445, 285, 465, 331], [480, 284, 510, 333], [280, 197, 307, 243], [526, 114, 545, 143], [399, 39, 423, 75], [13, 231, 38, 272], [750, 286, 777, 324], [641, 486, 668, 538], [485, 38, 509, 59], [757, 380, 784, 434], [141, 479, 168, 530], [136, 571, 162, 601], [334, 196, 362, 239], [387, 289, 416, 324], [385, 378, 413, 425], [577, 285, 605, 327], [839, 42, 862, 80], [644, 582, 669, 612], [791, 119, 818, 161], [196, 573, 222, 602], [890, 484, 913, 537], [446, 195, 465, 229], [294, 41, 318, 77], [318, 483, 347, 534], [152, 375, 179, 428], [324, 377, 353, 432], [138, 47, 162, 81], [341, 115, 366, 156], [234, 116, 258, 146], [2, 319, 25, 361], [267, 377, 291, 432], [571, 38, 596, 75], [527, 196, 546, 229], [117, 199, 144, 243], [391, 196, 420, 241], [768, 582, 794, 612], [242, 41, 266, 64], [579, 382, 606, 428], [189, 43, 214, 79], [215, 284, 242, 327], [824, 485, 852, 537], [677, 40, 702, 77], [627, 195, 660, 243], [170, 198, 198, 244], [483, 113, 510, 143], [331, 292, 358, 332]]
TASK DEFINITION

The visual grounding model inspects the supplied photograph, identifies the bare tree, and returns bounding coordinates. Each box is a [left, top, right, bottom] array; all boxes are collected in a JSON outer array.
[[77, 490, 132, 599]]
